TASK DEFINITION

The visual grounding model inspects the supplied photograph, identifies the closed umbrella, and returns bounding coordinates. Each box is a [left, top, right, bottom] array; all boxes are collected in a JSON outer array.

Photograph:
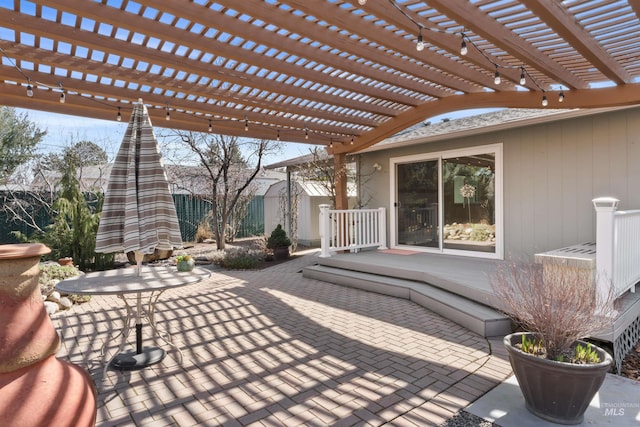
[[95, 98, 182, 369]]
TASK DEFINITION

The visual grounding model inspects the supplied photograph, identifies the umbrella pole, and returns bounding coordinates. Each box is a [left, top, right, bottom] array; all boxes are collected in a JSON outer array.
[[136, 293, 143, 354], [134, 251, 144, 354]]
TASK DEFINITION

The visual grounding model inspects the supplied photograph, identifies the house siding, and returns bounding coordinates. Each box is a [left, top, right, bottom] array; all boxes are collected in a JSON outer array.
[[358, 107, 640, 260]]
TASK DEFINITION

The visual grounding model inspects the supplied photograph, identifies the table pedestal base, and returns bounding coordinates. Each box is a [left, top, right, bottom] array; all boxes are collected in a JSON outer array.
[[110, 347, 165, 371]]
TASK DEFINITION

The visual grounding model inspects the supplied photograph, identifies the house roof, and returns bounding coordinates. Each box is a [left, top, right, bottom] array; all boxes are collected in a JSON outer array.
[[362, 106, 638, 152], [2, 1, 640, 155], [269, 106, 633, 164]]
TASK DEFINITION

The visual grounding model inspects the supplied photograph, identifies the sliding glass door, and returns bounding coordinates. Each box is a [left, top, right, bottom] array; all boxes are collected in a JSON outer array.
[[391, 145, 501, 258], [442, 154, 496, 253], [396, 160, 439, 247]]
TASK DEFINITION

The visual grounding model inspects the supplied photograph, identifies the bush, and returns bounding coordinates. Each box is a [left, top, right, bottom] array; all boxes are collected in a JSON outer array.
[[39, 263, 87, 301], [266, 224, 291, 249], [491, 262, 616, 361], [39, 263, 81, 285], [218, 247, 263, 270]]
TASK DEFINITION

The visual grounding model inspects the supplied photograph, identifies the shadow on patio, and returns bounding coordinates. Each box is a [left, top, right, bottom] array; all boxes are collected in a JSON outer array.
[[52, 260, 512, 426]]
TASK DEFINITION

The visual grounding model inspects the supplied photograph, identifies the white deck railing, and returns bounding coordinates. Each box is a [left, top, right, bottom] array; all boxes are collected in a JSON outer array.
[[318, 198, 640, 300], [319, 204, 387, 258], [594, 197, 640, 299]]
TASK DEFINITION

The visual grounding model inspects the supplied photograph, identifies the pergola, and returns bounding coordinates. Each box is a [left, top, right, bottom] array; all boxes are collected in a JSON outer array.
[[1, 0, 640, 208]]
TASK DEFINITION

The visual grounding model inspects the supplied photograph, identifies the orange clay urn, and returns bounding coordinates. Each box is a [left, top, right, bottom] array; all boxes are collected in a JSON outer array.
[[0, 244, 97, 427]]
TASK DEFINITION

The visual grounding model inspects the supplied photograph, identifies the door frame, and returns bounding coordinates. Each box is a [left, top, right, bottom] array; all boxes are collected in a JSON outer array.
[[389, 143, 504, 260]]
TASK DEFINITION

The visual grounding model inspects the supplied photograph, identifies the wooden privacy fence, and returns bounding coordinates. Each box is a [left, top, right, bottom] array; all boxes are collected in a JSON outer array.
[[0, 191, 264, 244]]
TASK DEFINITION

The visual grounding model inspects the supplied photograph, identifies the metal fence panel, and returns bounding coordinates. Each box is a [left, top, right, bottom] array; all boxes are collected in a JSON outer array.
[[0, 191, 264, 244]]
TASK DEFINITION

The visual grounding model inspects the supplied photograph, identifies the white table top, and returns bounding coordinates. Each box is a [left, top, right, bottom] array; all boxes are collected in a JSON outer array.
[[56, 266, 211, 295]]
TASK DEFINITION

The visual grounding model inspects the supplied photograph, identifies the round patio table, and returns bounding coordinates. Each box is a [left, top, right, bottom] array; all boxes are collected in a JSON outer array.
[[57, 265, 210, 379]]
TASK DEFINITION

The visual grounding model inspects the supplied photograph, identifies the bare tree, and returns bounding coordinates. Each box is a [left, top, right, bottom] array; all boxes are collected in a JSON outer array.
[[167, 131, 279, 250], [293, 146, 373, 208], [1, 139, 110, 237]]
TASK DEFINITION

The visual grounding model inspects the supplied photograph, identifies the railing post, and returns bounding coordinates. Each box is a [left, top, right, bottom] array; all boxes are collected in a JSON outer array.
[[378, 207, 387, 250], [319, 204, 331, 258], [593, 197, 619, 302]]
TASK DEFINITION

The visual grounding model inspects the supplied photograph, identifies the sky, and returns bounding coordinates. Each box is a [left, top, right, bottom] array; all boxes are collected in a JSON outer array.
[[17, 107, 497, 166]]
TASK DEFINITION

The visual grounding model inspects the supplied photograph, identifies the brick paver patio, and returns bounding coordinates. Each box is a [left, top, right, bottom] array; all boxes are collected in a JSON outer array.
[[51, 252, 512, 426]]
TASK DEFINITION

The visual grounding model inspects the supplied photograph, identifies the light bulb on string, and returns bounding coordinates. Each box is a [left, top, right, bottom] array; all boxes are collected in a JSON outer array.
[[416, 28, 424, 52], [208, 120, 212, 132], [350, 134, 354, 145], [304, 125, 309, 140], [542, 93, 548, 107], [519, 68, 526, 86], [329, 138, 333, 148], [165, 104, 171, 121], [460, 35, 467, 56], [26, 80, 33, 97], [358, 0, 366, 5], [559, 91, 565, 103], [58, 82, 65, 103], [494, 66, 501, 85], [277, 129, 280, 141], [244, 115, 249, 132], [116, 107, 122, 122]]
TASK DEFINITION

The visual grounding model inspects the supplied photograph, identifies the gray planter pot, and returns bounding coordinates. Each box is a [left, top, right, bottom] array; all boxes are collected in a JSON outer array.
[[504, 332, 612, 425], [273, 246, 290, 261]]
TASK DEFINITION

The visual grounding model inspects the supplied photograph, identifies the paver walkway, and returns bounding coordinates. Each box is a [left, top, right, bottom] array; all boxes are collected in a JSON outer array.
[[51, 252, 512, 426]]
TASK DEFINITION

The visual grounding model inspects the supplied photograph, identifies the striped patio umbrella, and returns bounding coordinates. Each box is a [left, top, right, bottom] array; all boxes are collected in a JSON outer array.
[[95, 99, 182, 263], [95, 99, 182, 369]]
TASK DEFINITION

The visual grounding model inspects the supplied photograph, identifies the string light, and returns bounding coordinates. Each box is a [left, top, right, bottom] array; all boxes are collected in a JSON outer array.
[[542, 93, 548, 107], [304, 125, 309, 140], [358, 0, 367, 5], [244, 115, 249, 131], [58, 83, 65, 103], [460, 34, 468, 56], [329, 138, 333, 148], [276, 129, 280, 141], [26, 80, 33, 97], [559, 91, 565, 103], [416, 28, 424, 52], [165, 103, 170, 121], [494, 66, 501, 85], [116, 107, 122, 122], [350, 134, 354, 145], [519, 67, 526, 86], [208, 120, 212, 132]]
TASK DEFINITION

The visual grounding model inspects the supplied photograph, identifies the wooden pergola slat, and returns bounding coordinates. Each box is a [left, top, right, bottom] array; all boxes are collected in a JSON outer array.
[[1, 0, 639, 202]]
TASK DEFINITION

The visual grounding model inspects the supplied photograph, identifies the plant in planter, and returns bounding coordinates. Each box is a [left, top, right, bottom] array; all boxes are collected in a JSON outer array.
[[266, 224, 291, 261], [491, 262, 617, 425], [175, 254, 195, 272]]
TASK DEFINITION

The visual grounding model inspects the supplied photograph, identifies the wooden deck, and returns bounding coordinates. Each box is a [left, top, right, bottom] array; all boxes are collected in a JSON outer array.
[[303, 248, 640, 372], [304, 249, 512, 338]]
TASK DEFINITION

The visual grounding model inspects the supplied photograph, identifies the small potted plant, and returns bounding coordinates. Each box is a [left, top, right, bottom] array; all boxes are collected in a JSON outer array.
[[492, 262, 616, 424], [266, 224, 291, 261], [175, 254, 195, 272]]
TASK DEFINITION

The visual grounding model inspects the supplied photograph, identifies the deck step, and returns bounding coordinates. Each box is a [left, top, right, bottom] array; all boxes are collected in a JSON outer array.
[[303, 264, 512, 338]]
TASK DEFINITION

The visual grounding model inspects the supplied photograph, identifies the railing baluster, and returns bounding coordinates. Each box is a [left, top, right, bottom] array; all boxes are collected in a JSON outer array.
[[318, 207, 387, 256]]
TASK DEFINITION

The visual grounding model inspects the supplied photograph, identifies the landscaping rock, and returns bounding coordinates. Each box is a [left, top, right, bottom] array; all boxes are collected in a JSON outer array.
[[58, 297, 73, 310], [43, 301, 59, 315], [46, 291, 61, 303]]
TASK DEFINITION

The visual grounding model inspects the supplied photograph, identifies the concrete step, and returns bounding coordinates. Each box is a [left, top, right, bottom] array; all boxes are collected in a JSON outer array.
[[303, 264, 512, 338]]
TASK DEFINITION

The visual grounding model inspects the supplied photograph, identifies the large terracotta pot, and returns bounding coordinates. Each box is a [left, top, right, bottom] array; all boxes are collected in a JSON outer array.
[[0, 244, 97, 427], [504, 332, 612, 425]]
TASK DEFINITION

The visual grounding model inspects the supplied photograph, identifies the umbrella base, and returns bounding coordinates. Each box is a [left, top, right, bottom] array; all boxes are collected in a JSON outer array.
[[110, 347, 165, 371]]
